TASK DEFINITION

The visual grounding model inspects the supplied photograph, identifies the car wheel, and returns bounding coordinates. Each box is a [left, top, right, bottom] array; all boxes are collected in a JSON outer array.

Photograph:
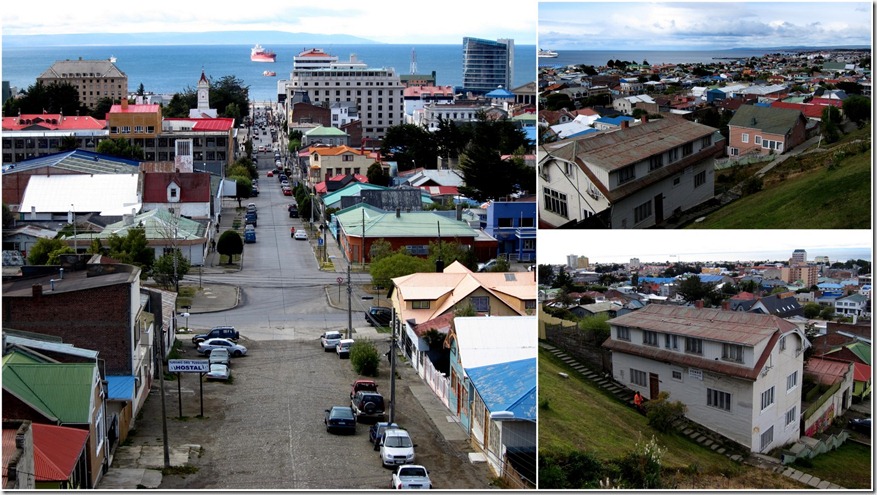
[[233, 350, 242, 357]]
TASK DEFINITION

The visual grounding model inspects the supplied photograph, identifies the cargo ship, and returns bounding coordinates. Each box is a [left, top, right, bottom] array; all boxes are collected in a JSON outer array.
[[251, 44, 277, 63]]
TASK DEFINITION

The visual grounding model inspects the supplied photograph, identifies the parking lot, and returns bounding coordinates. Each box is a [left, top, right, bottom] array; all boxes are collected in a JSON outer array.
[[133, 338, 493, 490]]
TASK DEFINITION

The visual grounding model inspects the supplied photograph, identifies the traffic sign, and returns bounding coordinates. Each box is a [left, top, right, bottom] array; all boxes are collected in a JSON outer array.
[[337, 277, 344, 285], [168, 359, 209, 373], [318, 238, 324, 246]]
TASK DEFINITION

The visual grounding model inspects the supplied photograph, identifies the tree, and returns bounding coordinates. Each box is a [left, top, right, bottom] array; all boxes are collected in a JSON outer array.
[[2, 203, 14, 228], [537, 264, 555, 286], [676, 275, 721, 306], [428, 241, 478, 272], [553, 268, 574, 291], [822, 105, 842, 125], [96, 138, 144, 160], [803, 302, 822, 319], [105, 225, 154, 272], [3, 81, 90, 117], [229, 175, 252, 206], [369, 252, 432, 288], [842, 95, 871, 126], [27, 238, 71, 265], [369, 238, 393, 263], [217, 230, 243, 265], [819, 306, 835, 320], [152, 249, 191, 290], [163, 91, 195, 117], [91, 97, 115, 119], [380, 124, 437, 172], [544, 92, 574, 111], [366, 162, 390, 187], [350, 340, 380, 376], [458, 145, 531, 202]]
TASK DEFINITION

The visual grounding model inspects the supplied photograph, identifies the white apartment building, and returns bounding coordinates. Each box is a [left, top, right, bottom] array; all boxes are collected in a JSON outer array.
[[604, 305, 809, 453]]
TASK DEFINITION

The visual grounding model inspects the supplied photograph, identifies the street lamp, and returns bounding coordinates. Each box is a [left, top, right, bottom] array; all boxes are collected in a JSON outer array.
[[69, 204, 77, 252]]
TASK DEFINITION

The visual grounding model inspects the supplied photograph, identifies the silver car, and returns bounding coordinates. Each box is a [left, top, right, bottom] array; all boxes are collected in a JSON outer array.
[[197, 338, 247, 357], [205, 363, 230, 381], [320, 331, 342, 351]]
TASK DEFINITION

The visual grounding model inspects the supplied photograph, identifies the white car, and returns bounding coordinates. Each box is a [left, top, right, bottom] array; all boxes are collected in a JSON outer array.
[[197, 338, 247, 357], [294, 230, 308, 241], [208, 348, 230, 366], [379, 428, 415, 468], [477, 259, 499, 272], [205, 363, 230, 381], [391, 464, 431, 489], [336, 338, 354, 359], [320, 331, 343, 352]]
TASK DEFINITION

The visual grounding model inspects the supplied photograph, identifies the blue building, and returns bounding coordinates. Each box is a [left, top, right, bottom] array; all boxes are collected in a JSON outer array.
[[483, 199, 536, 263]]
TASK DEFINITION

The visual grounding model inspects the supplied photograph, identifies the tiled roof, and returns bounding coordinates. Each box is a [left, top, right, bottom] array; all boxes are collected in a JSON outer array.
[[310, 145, 364, 156], [2, 114, 106, 131]]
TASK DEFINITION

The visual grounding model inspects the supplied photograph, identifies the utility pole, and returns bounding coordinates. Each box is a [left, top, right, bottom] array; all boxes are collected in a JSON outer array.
[[346, 262, 353, 339], [70, 204, 77, 252], [156, 323, 170, 468], [389, 308, 397, 424]]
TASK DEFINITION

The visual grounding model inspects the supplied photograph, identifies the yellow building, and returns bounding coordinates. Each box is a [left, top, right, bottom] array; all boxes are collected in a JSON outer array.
[[37, 58, 127, 110]]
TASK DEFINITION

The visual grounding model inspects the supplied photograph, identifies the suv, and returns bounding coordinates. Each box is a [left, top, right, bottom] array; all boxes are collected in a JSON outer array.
[[350, 379, 378, 400], [192, 326, 239, 345], [351, 391, 385, 420], [365, 306, 392, 327], [379, 428, 415, 468]]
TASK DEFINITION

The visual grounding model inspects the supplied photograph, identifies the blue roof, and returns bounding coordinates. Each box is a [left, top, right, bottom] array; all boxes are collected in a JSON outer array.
[[640, 277, 675, 285], [697, 274, 725, 283], [485, 88, 515, 98], [595, 116, 635, 126], [565, 128, 598, 139], [106, 376, 136, 401], [465, 358, 536, 421], [2, 149, 141, 174], [818, 283, 844, 289]]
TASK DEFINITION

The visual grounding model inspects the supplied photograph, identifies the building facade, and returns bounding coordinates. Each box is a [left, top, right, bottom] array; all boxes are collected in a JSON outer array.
[[462, 37, 514, 95], [37, 58, 127, 110]]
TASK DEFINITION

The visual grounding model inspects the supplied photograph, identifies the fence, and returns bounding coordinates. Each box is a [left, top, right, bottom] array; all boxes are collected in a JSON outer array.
[[420, 353, 450, 408], [714, 150, 773, 170]]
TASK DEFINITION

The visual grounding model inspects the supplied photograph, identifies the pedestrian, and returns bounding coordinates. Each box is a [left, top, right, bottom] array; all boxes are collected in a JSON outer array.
[[210, 238, 216, 252], [634, 391, 644, 413]]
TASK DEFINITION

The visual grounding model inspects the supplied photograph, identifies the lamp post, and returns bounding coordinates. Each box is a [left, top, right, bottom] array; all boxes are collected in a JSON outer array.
[[346, 262, 352, 339], [69, 204, 77, 252]]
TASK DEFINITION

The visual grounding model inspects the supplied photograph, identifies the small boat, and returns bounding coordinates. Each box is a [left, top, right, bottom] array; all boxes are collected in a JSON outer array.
[[263, 70, 276, 77], [538, 49, 559, 58]]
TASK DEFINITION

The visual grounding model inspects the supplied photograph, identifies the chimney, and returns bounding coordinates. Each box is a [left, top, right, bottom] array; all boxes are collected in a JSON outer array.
[[641, 115, 649, 124], [621, 120, 629, 129], [694, 300, 704, 309], [396, 207, 401, 218], [32, 284, 42, 297], [122, 99, 129, 110], [721, 300, 730, 311]]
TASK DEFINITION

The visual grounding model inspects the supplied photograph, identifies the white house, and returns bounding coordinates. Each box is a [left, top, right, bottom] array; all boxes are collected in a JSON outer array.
[[604, 305, 809, 453], [834, 294, 869, 317]]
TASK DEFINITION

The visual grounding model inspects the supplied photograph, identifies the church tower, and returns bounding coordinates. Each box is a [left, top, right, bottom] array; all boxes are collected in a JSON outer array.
[[190, 70, 217, 118]]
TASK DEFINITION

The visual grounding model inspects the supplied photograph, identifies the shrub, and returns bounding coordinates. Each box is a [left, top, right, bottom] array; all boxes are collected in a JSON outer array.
[[644, 391, 687, 433], [350, 340, 380, 376], [615, 435, 666, 489]]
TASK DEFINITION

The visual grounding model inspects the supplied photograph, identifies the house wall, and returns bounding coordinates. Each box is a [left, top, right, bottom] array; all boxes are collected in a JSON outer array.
[[539, 157, 611, 227], [86, 371, 107, 488], [142, 202, 210, 219], [2, 284, 135, 375], [338, 231, 475, 263], [728, 118, 806, 157], [747, 341, 804, 452]]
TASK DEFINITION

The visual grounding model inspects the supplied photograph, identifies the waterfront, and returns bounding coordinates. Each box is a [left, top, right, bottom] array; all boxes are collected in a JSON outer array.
[[537, 48, 800, 69]]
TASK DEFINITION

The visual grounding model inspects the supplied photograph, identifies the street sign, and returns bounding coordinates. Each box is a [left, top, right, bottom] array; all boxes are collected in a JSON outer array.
[[168, 359, 210, 373], [337, 277, 344, 285], [318, 238, 324, 246]]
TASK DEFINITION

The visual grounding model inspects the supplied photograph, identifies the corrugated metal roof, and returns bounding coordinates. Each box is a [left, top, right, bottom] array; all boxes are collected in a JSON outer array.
[[20, 174, 140, 216], [75, 207, 206, 242], [2, 149, 140, 175], [804, 357, 850, 385], [5, 335, 99, 360], [466, 358, 536, 420], [728, 105, 804, 135], [106, 376, 135, 401], [32, 423, 89, 482], [453, 316, 537, 369], [335, 204, 476, 238], [2, 363, 97, 423]]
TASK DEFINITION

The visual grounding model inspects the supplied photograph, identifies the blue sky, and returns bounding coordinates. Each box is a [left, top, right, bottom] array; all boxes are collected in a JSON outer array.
[[539, 2, 873, 50], [4, 0, 537, 44]]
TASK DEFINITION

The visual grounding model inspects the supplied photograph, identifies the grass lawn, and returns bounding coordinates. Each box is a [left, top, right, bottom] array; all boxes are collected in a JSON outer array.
[[689, 127, 871, 229], [538, 348, 807, 489], [795, 441, 872, 489]]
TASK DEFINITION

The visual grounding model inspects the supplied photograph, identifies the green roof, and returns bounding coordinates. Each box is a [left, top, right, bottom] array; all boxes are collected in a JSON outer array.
[[335, 204, 476, 238], [3, 362, 97, 423], [305, 125, 347, 136], [728, 105, 803, 135], [322, 183, 434, 208], [72, 207, 205, 242]]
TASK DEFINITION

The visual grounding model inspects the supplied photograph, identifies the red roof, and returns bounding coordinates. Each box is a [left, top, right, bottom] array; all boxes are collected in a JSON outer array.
[[142, 172, 212, 203], [853, 362, 871, 382], [805, 357, 851, 385], [770, 101, 825, 120], [731, 291, 758, 301], [420, 185, 458, 196], [413, 312, 455, 337], [164, 117, 235, 132], [109, 103, 160, 114], [32, 423, 89, 482], [2, 114, 106, 131]]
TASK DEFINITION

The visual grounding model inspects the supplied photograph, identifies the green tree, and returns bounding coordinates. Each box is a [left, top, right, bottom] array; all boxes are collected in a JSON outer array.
[[676, 275, 721, 306], [537, 264, 555, 286], [59, 135, 79, 151], [842, 95, 871, 126], [163, 91, 195, 117], [380, 124, 437, 172], [553, 268, 574, 291], [578, 313, 610, 344], [96, 138, 144, 160], [2, 203, 14, 228], [350, 340, 380, 376], [105, 225, 154, 271], [27, 238, 71, 265], [803, 302, 822, 319], [616, 435, 666, 489], [369, 238, 394, 263], [3, 81, 90, 117], [544, 92, 574, 111], [91, 97, 115, 119], [369, 252, 432, 288], [822, 105, 842, 125], [217, 230, 244, 265], [230, 175, 253, 206], [152, 249, 191, 290], [366, 162, 390, 187], [819, 306, 835, 320], [458, 146, 520, 201], [428, 241, 478, 271]]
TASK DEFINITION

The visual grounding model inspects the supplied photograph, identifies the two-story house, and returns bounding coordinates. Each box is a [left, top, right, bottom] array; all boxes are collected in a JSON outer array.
[[307, 145, 374, 187], [603, 305, 809, 453], [727, 105, 808, 159], [834, 293, 869, 318], [538, 116, 725, 228], [483, 198, 537, 263]]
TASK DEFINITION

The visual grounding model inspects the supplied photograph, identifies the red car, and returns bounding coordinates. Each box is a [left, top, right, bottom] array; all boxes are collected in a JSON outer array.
[[266, 170, 274, 177], [350, 379, 379, 400], [282, 187, 292, 196]]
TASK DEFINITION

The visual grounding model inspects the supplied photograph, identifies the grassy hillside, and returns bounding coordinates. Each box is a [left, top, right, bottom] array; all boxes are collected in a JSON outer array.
[[689, 125, 871, 229], [538, 348, 807, 489]]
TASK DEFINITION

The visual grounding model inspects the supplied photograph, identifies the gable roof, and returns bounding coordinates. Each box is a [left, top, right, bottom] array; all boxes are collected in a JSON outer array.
[[728, 104, 805, 134], [32, 423, 90, 482], [1, 149, 140, 175], [39, 59, 125, 79], [19, 173, 140, 216], [2, 114, 106, 131], [335, 204, 476, 239], [142, 172, 212, 203], [452, 316, 538, 370], [466, 358, 536, 420], [72, 207, 206, 243], [2, 362, 97, 423]]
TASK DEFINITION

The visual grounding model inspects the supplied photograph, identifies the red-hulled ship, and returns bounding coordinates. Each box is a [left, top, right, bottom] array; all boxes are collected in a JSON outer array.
[[251, 44, 276, 63]]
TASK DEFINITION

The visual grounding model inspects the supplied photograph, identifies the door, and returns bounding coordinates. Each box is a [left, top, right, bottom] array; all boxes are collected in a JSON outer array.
[[654, 194, 664, 224], [649, 373, 660, 400]]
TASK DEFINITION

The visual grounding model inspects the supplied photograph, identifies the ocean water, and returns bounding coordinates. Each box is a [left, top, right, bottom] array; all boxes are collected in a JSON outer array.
[[538, 49, 792, 69], [3, 44, 536, 103]]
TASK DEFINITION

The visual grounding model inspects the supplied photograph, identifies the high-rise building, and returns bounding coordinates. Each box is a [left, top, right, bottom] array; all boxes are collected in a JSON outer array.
[[462, 37, 514, 95], [566, 254, 578, 269], [37, 58, 127, 109], [791, 249, 807, 264]]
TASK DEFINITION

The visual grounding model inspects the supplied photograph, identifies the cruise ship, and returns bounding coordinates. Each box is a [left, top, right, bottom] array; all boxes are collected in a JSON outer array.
[[538, 49, 559, 58], [251, 44, 277, 63]]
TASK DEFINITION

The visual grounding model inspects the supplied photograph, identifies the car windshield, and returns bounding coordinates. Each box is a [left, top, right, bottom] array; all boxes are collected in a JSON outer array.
[[400, 467, 426, 477], [385, 435, 412, 448], [331, 408, 353, 419]]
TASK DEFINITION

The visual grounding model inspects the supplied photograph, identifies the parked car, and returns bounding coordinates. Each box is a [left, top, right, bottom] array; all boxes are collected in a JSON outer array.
[[283, 187, 293, 196], [245, 212, 257, 228], [288, 204, 299, 218], [208, 348, 230, 366], [251, 186, 259, 197], [369, 421, 399, 447], [848, 417, 871, 433], [197, 338, 248, 357], [351, 391, 385, 421], [247, 202, 257, 212], [379, 428, 416, 468], [192, 326, 239, 345], [477, 258, 498, 272], [244, 226, 256, 243], [336, 339, 354, 359], [205, 363, 230, 381], [365, 306, 392, 326], [320, 331, 343, 351], [294, 230, 307, 240], [266, 170, 274, 177], [351, 379, 379, 400], [391, 464, 432, 490], [324, 406, 357, 434]]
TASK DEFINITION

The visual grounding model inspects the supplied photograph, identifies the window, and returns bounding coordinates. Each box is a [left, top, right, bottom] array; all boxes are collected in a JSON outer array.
[[668, 148, 678, 162], [665, 334, 678, 350], [649, 154, 663, 171], [760, 426, 774, 451], [761, 386, 775, 411], [785, 406, 797, 427], [630, 368, 647, 387], [543, 187, 568, 218], [634, 201, 652, 224], [411, 300, 431, 309], [755, 135, 762, 145], [722, 343, 744, 363], [742, 133, 749, 143], [617, 326, 630, 341], [701, 136, 712, 148], [498, 218, 513, 228], [170, 188, 178, 198], [779, 335, 786, 351], [682, 142, 693, 156], [685, 337, 703, 355], [342, 154, 354, 162], [618, 165, 636, 184], [643, 330, 658, 346], [671, 370, 683, 380], [707, 388, 731, 411], [694, 170, 706, 188], [786, 371, 798, 391], [471, 296, 489, 313]]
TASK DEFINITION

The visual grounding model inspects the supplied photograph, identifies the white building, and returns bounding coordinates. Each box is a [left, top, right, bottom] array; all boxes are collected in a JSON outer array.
[[604, 305, 809, 453]]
